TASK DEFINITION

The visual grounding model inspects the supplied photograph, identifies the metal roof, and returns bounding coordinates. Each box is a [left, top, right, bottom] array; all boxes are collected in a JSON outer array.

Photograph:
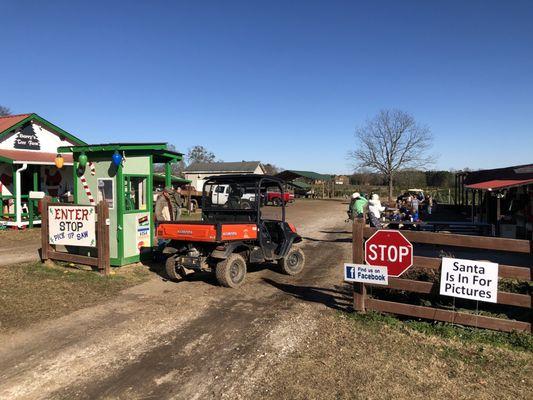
[[463, 163, 533, 186], [185, 161, 263, 173], [0, 114, 31, 134], [465, 179, 533, 191], [0, 149, 73, 165], [276, 170, 332, 181]]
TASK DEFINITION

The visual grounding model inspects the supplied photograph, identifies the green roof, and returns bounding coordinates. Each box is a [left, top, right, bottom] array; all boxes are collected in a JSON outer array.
[[288, 181, 312, 190], [153, 173, 191, 184], [58, 143, 183, 163]]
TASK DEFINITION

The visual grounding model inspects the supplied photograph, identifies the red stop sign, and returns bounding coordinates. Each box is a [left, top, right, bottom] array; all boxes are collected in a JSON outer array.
[[365, 230, 413, 277]]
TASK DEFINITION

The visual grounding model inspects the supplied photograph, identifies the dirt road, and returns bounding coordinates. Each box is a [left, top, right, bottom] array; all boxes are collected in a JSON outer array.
[[0, 200, 353, 400], [0, 229, 41, 266]]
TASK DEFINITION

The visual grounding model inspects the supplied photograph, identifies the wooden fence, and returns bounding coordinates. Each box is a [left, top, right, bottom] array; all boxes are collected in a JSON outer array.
[[352, 218, 532, 333], [41, 198, 110, 275]]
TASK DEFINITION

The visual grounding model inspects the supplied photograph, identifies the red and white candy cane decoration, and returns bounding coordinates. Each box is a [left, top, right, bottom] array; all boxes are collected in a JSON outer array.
[[80, 175, 95, 204], [89, 162, 96, 176]]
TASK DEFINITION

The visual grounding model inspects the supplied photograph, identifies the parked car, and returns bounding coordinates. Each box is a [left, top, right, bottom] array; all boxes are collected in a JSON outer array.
[[266, 190, 294, 206]]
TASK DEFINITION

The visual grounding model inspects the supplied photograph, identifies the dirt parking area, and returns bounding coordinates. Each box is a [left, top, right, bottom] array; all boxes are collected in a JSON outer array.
[[0, 199, 531, 400]]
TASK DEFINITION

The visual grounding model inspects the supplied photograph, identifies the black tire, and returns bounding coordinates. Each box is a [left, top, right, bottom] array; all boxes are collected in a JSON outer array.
[[279, 247, 305, 275], [215, 253, 247, 288], [165, 256, 184, 281], [272, 197, 282, 207], [241, 200, 252, 210]]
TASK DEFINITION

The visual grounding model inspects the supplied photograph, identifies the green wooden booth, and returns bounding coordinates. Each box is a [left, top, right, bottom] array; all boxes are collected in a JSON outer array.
[[58, 143, 182, 266]]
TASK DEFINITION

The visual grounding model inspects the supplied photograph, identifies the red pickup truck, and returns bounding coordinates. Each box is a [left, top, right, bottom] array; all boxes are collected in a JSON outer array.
[[266, 191, 294, 206]]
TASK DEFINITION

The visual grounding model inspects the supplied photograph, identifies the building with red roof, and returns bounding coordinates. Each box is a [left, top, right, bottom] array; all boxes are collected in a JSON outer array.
[[457, 163, 533, 239], [0, 113, 86, 227]]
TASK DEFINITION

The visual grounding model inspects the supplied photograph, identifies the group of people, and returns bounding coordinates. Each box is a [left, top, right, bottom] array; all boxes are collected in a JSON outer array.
[[348, 192, 386, 228], [348, 190, 434, 229], [392, 192, 434, 223]]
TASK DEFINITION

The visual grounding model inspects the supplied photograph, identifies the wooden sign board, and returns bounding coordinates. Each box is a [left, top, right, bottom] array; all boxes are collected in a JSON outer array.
[[48, 205, 96, 247]]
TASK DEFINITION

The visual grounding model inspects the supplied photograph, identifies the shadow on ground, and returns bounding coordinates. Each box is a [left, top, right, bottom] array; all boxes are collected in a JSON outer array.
[[303, 236, 351, 243], [262, 277, 352, 312]]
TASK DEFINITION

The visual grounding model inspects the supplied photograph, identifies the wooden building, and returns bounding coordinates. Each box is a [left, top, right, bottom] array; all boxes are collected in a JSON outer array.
[[0, 114, 85, 227]]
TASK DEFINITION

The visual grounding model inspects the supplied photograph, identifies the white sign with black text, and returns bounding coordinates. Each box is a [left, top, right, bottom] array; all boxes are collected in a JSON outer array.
[[344, 263, 389, 285], [48, 205, 96, 247], [439, 257, 498, 303]]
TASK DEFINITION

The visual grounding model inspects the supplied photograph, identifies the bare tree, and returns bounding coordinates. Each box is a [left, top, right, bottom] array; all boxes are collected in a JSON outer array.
[[0, 105, 11, 116], [263, 163, 282, 175], [349, 109, 434, 201], [187, 145, 217, 165]]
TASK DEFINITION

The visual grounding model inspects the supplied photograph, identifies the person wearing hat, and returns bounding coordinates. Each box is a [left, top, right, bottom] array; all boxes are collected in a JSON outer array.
[[368, 193, 386, 228], [348, 192, 368, 220]]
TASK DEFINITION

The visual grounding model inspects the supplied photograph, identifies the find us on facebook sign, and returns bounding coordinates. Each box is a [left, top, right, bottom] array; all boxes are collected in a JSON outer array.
[[344, 263, 389, 285]]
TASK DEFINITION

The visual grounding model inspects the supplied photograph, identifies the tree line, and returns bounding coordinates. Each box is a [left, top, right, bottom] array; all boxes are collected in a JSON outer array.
[[349, 169, 455, 189]]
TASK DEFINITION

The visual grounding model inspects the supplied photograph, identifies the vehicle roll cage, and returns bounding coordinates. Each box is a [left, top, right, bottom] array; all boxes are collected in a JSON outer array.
[[201, 174, 286, 223]]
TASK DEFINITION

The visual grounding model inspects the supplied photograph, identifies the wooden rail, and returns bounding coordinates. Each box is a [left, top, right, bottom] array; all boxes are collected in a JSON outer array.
[[353, 218, 532, 333]]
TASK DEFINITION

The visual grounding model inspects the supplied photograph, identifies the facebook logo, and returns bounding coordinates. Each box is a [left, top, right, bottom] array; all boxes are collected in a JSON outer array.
[[345, 265, 356, 280]]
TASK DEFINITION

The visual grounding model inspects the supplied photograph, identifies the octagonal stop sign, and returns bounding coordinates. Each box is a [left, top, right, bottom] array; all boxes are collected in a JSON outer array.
[[365, 230, 413, 277]]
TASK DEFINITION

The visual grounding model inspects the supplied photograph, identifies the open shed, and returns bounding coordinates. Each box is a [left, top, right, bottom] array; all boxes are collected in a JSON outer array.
[[463, 163, 533, 239], [275, 170, 333, 198]]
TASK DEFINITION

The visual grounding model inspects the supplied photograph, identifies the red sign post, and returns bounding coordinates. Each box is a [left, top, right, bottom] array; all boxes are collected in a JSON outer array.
[[365, 230, 413, 277]]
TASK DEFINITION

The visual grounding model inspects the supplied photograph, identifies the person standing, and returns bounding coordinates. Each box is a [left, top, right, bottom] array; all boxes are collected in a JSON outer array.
[[169, 187, 183, 220], [155, 188, 173, 222], [426, 194, 433, 215], [368, 193, 386, 228], [411, 196, 419, 215], [351, 192, 368, 219]]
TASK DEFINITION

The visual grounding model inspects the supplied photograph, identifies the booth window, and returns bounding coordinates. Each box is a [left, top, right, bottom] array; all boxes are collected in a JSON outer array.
[[124, 176, 147, 211], [97, 178, 114, 209]]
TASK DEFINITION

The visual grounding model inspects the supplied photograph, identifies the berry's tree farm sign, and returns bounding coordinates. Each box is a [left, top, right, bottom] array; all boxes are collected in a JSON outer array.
[[48, 205, 96, 247], [13, 124, 41, 150]]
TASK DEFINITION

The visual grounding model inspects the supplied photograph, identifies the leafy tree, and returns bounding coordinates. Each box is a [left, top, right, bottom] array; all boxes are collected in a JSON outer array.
[[0, 105, 11, 116], [349, 109, 434, 201], [187, 145, 216, 165]]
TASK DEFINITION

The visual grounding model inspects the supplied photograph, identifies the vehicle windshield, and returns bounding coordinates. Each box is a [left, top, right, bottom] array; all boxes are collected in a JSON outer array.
[[202, 177, 285, 223]]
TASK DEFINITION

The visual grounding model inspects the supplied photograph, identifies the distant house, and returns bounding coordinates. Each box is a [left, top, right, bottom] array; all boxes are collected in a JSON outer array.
[[184, 161, 266, 191], [334, 175, 350, 185]]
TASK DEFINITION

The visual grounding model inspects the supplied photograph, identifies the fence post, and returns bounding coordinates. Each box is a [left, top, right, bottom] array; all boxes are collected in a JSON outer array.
[[352, 217, 366, 312], [40, 196, 51, 262], [96, 201, 110, 275]]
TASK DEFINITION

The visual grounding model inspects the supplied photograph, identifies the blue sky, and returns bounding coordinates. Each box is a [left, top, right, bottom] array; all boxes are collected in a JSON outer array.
[[2, 0, 532, 174]]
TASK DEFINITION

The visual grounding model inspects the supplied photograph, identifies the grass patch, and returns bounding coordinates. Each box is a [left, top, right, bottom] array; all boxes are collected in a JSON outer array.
[[0, 261, 152, 333], [345, 310, 533, 352]]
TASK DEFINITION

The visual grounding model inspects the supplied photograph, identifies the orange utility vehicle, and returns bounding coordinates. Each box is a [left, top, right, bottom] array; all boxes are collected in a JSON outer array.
[[157, 175, 305, 288]]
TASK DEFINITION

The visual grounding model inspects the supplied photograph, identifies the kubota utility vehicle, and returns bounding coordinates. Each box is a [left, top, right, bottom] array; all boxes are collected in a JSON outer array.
[[157, 175, 305, 288]]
